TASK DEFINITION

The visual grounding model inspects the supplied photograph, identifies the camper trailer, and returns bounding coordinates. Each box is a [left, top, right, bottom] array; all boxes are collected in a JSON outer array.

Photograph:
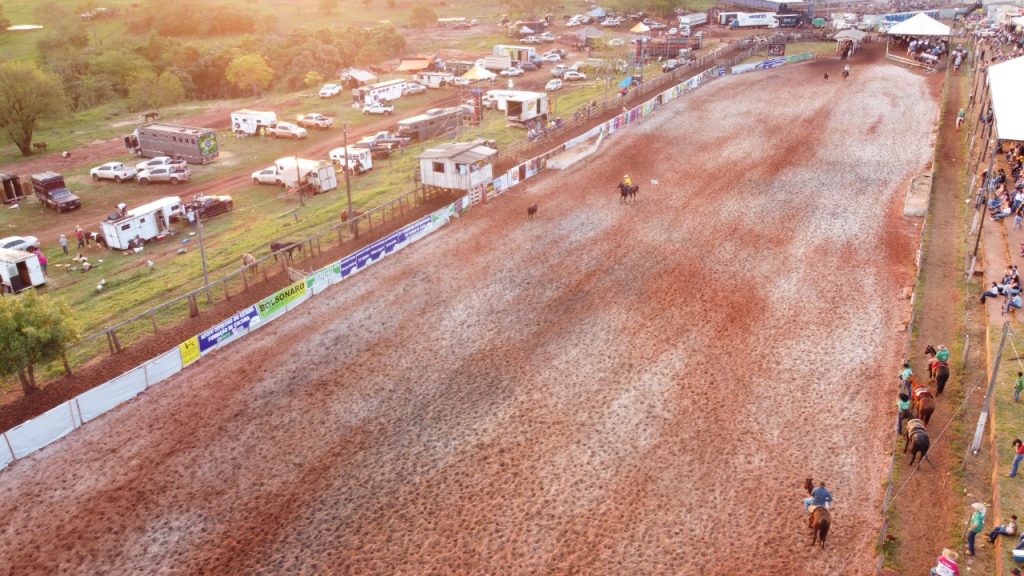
[[125, 123, 219, 164], [490, 91, 549, 128], [254, 158, 338, 193], [101, 196, 183, 250], [0, 172, 26, 204], [0, 248, 45, 294], [353, 79, 407, 105], [231, 110, 278, 136], [329, 146, 374, 175], [397, 107, 467, 142], [414, 72, 455, 88], [492, 44, 539, 65]]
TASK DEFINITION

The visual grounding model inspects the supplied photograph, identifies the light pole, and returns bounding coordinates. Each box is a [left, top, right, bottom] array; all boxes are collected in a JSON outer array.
[[196, 207, 211, 303], [342, 123, 354, 237]]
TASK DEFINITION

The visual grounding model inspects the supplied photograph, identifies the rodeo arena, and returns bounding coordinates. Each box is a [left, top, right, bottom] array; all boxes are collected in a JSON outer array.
[[3, 1, 1024, 575]]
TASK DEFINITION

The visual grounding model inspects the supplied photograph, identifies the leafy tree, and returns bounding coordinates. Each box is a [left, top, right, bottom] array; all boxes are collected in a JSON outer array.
[[0, 292, 79, 396], [0, 61, 68, 156], [304, 71, 325, 89], [409, 5, 437, 29], [319, 0, 338, 14], [226, 53, 273, 95], [128, 71, 185, 111], [0, 3, 11, 31]]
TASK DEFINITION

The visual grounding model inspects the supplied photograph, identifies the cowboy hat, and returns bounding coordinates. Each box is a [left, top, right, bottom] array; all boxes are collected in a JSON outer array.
[[942, 548, 958, 561], [972, 502, 987, 513]]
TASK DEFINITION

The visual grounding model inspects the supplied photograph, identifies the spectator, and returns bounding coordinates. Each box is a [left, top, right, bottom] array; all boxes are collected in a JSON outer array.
[[981, 282, 1001, 303], [1016, 371, 1023, 403], [897, 392, 911, 434], [75, 226, 85, 250], [930, 548, 959, 576], [58, 234, 68, 255], [1006, 293, 1023, 315], [987, 514, 1017, 543], [966, 502, 985, 556], [1010, 439, 1024, 478]]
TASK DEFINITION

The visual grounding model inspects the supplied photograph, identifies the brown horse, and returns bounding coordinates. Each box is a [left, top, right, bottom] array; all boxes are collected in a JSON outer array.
[[904, 419, 931, 466], [925, 345, 951, 395], [913, 387, 935, 426], [809, 506, 831, 548], [270, 241, 303, 262]]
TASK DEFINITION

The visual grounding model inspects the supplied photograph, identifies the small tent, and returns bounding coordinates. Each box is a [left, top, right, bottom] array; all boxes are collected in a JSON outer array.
[[462, 65, 497, 81], [630, 22, 651, 34], [987, 56, 1024, 142], [835, 28, 868, 57]]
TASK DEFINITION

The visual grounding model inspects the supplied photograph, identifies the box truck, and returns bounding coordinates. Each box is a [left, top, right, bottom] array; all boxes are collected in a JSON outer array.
[[729, 12, 780, 28]]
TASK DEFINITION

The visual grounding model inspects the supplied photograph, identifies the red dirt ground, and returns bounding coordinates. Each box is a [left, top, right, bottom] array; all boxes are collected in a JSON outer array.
[[0, 54, 937, 574]]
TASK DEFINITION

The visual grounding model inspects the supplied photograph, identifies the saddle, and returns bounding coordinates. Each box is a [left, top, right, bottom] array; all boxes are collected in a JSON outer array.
[[913, 387, 932, 400], [906, 419, 927, 435]]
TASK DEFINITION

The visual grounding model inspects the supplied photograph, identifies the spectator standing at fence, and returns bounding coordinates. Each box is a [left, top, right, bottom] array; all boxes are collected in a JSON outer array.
[[58, 234, 68, 255], [899, 362, 913, 392], [956, 108, 965, 131], [966, 502, 985, 556]]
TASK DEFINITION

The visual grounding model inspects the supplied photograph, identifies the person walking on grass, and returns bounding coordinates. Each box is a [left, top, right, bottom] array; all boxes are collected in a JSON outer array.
[[1015, 372, 1024, 402], [75, 226, 85, 250], [966, 502, 985, 556], [1010, 439, 1024, 477], [956, 108, 966, 131], [58, 234, 68, 255]]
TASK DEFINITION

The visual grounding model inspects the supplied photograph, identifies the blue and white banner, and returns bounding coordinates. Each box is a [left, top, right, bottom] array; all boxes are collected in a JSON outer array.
[[198, 305, 261, 354]]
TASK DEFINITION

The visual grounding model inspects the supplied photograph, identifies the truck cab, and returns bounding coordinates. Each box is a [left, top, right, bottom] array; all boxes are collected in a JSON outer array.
[[31, 172, 80, 213]]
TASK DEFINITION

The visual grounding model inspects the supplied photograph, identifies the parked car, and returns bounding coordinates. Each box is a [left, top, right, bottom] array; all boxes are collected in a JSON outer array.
[[545, 78, 563, 91], [519, 61, 539, 71], [0, 235, 40, 251], [539, 53, 561, 63], [267, 122, 308, 139], [319, 83, 342, 98], [251, 166, 285, 186], [90, 161, 137, 182], [453, 22, 471, 29], [450, 77, 472, 86], [539, 32, 556, 42], [522, 35, 543, 44], [188, 195, 234, 218], [607, 38, 625, 47], [296, 113, 334, 130], [499, 67, 524, 77], [551, 64, 569, 77], [31, 172, 80, 213], [137, 165, 191, 185], [649, 22, 667, 30], [135, 156, 185, 172], [403, 82, 427, 95], [563, 70, 587, 81], [362, 103, 395, 115]]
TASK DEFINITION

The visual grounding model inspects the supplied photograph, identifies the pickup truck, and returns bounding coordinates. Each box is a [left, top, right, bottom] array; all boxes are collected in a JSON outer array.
[[362, 103, 395, 115], [266, 122, 308, 139], [358, 131, 411, 148], [137, 165, 191, 185], [135, 156, 186, 172], [296, 113, 334, 129], [31, 171, 81, 213], [91, 161, 138, 182]]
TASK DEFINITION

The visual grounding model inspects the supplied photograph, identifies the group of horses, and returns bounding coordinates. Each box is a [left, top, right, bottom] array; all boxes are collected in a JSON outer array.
[[803, 345, 951, 549]]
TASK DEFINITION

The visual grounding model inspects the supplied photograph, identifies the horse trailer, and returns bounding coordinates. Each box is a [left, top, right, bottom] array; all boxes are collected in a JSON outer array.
[[125, 123, 219, 164], [414, 72, 455, 88], [231, 110, 279, 136], [101, 196, 183, 250], [397, 107, 467, 142], [353, 79, 407, 105], [0, 172, 26, 204], [0, 248, 45, 294], [329, 146, 374, 175]]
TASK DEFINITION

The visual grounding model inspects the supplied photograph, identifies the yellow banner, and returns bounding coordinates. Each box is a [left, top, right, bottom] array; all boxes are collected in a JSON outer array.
[[179, 336, 201, 367]]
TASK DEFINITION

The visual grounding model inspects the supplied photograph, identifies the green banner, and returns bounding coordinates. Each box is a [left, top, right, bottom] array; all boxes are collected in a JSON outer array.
[[198, 133, 218, 156], [785, 53, 815, 64], [256, 279, 307, 319]]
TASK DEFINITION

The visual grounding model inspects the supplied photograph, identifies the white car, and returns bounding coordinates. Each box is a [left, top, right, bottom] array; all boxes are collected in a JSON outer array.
[[403, 82, 427, 95], [499, 67, 524, 77], [135, 156, 185, 172], [521, 35, 543, 44], [266, 122, 308, 139], [251, 166, 284, 186], [0, 235, 40, 252], [539, 32, 555, 42], [319, 83, 342, 98], [607, 38, 625, 47], [362, 103, 395, 115], [668, 27, 678, 35], [563, 71, 587, 81], [545, 79, 563, 91], [450, 77, 472, 86], [539, 53, 561, 63], [90, 161, 137, 182]]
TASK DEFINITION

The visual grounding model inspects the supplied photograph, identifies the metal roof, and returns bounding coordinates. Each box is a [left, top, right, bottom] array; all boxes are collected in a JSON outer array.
[[138, 123, 214, 135], [417, 140, 497, 162]]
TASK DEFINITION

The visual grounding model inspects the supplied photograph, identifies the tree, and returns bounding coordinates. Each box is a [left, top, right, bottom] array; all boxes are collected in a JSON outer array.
[[0, 292, 79, 396], [303, 71, 325, 89], [0, 61, 68, 156], [0, 3, 11, 31], [128, 71, 185, 111], [319, 0, 338, 14], [225, 53, 273, 95], [409, 5, 437, 29]]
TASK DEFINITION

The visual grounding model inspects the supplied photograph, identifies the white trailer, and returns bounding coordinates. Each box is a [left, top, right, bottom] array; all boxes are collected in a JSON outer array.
[[492, 44, 539, 64], [0, 248, 45, 294], [729, 12, 779, 28], [488, 90, 549, 127], [273, 157, 338, 193], [329, 146, 373, 175], [353, 79, 406, 105], [677, 13, 707, 27], [483, 55, 513, 71], [230, 110, 278, 136], [414, 72, 455, 88], [101, 196, 183, 250]]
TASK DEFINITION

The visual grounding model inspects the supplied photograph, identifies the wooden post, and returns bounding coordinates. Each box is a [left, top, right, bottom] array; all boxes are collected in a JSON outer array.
[[337, 229, 344, 245], [188, 293, 199, 318], [106, 331, 115, 355], [62, 352, 73, 377], [316, 237, 321, 255], [110, 329, 122, 353], [242, 269, 249, 292], [150, 311, 158, 334], [261, 266, 268, 283], [223, 279, 230, 301], [280, 257, 288, 275]]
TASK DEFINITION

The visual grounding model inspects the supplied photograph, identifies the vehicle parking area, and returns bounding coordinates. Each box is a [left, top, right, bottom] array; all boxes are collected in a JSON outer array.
[[0, 55, 937, 574]]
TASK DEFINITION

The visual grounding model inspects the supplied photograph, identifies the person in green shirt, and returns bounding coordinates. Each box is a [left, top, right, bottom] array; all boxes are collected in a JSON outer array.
[[899, 363, 913, 395], [896, 393, 911, 434], [956, 108, 966, 131], [936, 345, 950, 363], [1015, 371, 1023, 402], [966, 502, 986, 555]]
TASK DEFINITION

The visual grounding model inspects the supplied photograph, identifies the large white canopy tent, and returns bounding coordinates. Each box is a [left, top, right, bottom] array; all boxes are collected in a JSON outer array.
[[885, 13, 951, 66], [987, 56, 1024, 142]]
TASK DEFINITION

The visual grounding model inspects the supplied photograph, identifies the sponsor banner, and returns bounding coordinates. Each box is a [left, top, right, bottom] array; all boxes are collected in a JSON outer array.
[[257, 279, 308, 320], [507, 168, 520, 187], [732, 58, 787, 75], [492, 173, 511, 192], [306, 262, 342, 294], [197, 305, 261, 354], [179, 336, 201, 367], [786, 52, 815, 63], [403, 215, 434, 245], [525, 157, 540, 179]]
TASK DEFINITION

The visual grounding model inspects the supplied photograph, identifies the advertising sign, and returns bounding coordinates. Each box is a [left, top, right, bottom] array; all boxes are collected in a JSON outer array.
[[197, 305, 261, 354], [256, 279, 308, 320], [179, 336, 201, 367]]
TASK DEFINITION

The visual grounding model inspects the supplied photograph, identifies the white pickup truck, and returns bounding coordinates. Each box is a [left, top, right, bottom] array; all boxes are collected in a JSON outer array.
[[362, 103, 395, 115]]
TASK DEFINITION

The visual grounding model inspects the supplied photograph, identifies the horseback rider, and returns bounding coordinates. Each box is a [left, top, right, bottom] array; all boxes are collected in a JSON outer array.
[[623, 174, 633, 189], [804, 481, 833, 513]]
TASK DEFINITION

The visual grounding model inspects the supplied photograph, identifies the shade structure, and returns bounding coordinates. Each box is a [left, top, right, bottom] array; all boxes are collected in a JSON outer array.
[[887, 13, 950, 36], [462, 65, 497, 81], [987, 56, 1024, 141], [630, 22, 650, 33], [396, 59, 431, 72]]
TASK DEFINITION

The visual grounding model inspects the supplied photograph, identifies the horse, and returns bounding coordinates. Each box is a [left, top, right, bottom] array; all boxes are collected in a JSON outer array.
[[270, 241, 303, 262], [804, 477, 814, 496], [618, 182, 638, 203], [809, 506, 831, 548], [924, 345, 951, 395], [527, 203, 538, 219], [241, 253, 258, 279], [912, 387, 935, 426], [904, 419, 931, 466]]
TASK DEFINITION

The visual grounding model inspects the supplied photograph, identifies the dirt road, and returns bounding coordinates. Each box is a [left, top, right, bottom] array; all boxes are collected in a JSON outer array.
[[0, 53, 937, 574]]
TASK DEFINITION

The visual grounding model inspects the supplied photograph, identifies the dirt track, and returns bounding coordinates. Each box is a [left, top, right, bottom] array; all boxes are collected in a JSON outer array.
[[0, 54, 937, 574]]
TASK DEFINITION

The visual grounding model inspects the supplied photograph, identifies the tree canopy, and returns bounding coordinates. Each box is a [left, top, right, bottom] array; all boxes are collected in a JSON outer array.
[[410, 5, 438, 29], [0, 291, 79, 396], [226, 53, 274, 96], [0, 61, 68, 156]]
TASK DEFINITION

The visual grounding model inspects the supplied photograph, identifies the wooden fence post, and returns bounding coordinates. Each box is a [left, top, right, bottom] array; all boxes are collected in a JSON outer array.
[[106, 331, 115, 355], [188, 294, 199, 318], [242, 269, 249, 292], [62, 352, 73, 377], [150, 311, 158, 334], [110, 329, 122, 353], [223, 280, 230, 301]]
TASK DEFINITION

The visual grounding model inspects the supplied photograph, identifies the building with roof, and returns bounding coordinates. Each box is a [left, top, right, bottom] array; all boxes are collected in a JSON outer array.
[[417, 140, 498, 191]]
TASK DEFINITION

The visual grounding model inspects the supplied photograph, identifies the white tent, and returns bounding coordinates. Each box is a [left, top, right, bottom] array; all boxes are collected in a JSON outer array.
[[462, 65, 497, 81], [1013, 16, 1024, 27], [887, 13, 950, 36], [987, 56, 1024, 141]]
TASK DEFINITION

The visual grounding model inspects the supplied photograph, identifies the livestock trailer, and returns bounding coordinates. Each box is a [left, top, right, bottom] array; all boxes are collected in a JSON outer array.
[[397, 107, 467, 142], [414, 72, 455, 88], [273, 158, 338, 193], [494, 91, 549, 128], [0, 172, 26, 204], [329, 146, 374, 175], [0, 248, 45, 294], [231, 110, 278, 136], [353, 79, 407, 105], [101, 196, 183, 250], [126, 123, 219, 164]]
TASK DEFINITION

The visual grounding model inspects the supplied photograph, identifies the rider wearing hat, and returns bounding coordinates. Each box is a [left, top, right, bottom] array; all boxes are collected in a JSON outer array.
[[623, 174, 633, 188]]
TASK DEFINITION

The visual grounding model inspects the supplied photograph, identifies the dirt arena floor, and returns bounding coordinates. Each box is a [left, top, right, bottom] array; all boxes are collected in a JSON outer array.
[[0, 56, 938, 575]]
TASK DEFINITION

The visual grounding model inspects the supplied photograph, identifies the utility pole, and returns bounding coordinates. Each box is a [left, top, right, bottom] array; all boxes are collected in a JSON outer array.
[[196, 207, 211, 304], [295, 154, 304, 206], [342, 123, 354, 237], [972, 321, 1010, 454]]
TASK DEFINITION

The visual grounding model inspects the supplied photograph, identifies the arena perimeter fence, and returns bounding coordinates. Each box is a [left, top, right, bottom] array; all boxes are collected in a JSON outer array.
[[0, 43, 824, 471]]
